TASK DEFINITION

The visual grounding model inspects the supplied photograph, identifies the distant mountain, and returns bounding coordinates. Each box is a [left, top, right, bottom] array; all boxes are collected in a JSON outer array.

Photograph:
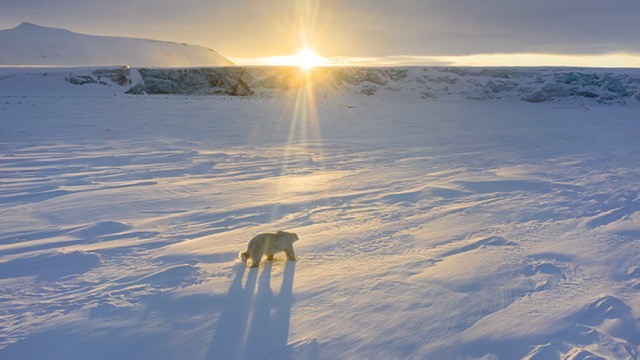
[[0, 22, 234, 67]]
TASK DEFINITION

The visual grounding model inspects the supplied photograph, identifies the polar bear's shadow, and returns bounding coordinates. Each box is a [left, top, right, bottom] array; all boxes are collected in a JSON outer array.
[[208, 261, 299, 360]]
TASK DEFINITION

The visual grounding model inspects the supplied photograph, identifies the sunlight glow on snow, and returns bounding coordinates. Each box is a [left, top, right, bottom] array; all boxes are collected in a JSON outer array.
[[271, 64, 324, 207], [281, 67, 322, 155]]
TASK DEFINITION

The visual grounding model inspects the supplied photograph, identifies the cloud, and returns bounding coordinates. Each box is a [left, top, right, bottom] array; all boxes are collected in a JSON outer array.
[[1, 0, 639, 58], [332, 0, 640, 56]]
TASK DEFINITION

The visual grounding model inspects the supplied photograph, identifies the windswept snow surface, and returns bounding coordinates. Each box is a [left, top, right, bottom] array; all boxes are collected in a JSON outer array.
[[0, 23, 233, 67], [1, 68, 640, 359]]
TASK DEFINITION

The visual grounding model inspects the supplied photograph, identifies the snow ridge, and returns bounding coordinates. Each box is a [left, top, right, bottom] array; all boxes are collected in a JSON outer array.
[[90, 66, 640, 104], [2, 65, 640, 104]]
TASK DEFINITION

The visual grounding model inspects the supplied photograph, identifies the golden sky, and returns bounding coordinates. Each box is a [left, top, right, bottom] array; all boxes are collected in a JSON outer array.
[[2, 0, 640, 66]]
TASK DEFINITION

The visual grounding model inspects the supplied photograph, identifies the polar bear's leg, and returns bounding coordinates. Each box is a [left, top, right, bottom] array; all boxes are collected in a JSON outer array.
[[284, 245, 296, 261], [266, 254, 274, 261]]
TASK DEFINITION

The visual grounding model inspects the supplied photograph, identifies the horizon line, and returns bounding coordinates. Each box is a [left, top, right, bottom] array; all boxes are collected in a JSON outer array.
[[230, 52, 640, 68]]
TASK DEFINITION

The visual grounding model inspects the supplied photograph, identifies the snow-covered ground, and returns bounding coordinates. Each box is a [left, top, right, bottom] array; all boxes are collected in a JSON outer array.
[[1, 68, 640, 359]]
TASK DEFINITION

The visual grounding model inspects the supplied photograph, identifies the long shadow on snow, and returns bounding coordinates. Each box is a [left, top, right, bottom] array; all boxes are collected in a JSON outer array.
[[207, 261, 296, 360], [207, 265, 257, 359]]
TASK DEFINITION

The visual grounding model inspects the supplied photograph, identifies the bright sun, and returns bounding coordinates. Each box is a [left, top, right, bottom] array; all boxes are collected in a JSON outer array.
[[252, 48, 329, 69], [290, 49, 327, 69]]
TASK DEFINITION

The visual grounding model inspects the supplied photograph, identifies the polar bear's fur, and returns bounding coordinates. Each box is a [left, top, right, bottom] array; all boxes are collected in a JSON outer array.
[[239, 231, 298, 268]]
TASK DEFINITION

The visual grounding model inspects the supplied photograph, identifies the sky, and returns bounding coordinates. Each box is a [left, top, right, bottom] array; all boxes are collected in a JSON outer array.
[[1, 0, 640, 66]]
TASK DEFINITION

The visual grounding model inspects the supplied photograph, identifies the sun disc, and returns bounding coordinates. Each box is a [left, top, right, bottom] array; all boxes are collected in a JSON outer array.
[[293, 49, 326, 69]]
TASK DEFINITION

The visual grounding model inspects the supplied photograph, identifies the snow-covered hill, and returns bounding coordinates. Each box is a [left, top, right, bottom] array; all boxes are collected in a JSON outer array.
[[0, 23, 233, 67]]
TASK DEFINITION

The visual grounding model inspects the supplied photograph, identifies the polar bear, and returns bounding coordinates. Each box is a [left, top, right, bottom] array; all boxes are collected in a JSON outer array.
[[240, 231, 298, 268]]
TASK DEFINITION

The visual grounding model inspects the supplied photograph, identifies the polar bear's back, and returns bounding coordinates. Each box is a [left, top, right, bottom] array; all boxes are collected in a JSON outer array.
[[247, 231, 296, 255], [248, 232, 275, 250]]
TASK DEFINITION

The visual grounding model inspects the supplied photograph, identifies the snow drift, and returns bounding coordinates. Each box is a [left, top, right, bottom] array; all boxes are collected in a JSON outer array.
[[0, 23, 233, 67]]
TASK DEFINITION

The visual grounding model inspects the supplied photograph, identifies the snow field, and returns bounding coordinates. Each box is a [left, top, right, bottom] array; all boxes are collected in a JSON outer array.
[[1, 86, 640, 359]]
